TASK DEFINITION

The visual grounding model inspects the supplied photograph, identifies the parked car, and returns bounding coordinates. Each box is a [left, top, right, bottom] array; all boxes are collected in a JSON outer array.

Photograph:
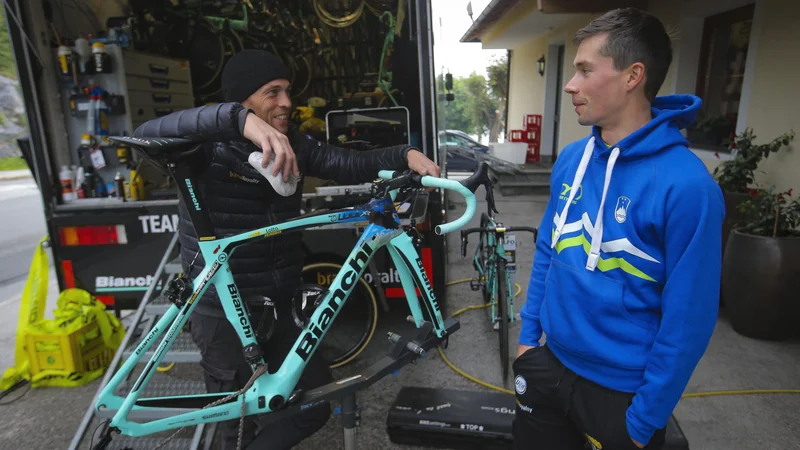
[[439, 129, 489, 172], [438, 129, 489, 153]]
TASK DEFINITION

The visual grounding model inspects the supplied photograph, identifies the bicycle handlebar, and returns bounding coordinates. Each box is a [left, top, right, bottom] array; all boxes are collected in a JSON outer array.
[[378, 162, 495, 236]]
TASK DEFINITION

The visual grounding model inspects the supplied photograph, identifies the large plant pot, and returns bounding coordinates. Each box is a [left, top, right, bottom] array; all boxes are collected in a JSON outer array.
[[719, 191, 749, 306], [722, 230, 800, 341], [722, 191, 749, 254]]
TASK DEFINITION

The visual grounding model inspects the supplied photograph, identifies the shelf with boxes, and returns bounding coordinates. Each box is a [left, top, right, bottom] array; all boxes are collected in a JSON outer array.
[[54, 39, 194, 207]]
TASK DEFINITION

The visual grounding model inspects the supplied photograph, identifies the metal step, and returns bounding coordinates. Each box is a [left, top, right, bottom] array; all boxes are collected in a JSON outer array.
[[494, 164, 553, 196], [100, 376, 209, 421], [144, 271, 177, 315], [166, 257, 183, 275], [123, 328, 201, 363], [106, 424, 207, 450], [113, 374, 207, 400], [146, 292, 176, 315]]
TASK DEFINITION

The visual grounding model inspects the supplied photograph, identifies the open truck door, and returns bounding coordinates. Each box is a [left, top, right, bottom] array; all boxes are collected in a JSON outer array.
[[3, 0, 448, 315]]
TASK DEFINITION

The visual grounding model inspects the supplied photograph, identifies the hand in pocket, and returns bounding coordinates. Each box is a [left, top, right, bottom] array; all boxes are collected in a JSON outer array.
[[516, 344, 537, 359]]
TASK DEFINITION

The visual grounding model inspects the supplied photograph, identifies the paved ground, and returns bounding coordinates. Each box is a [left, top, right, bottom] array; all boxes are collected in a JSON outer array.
[[0, 176, 51, 373], [0, 178, 48, 284], [1, 183, 799, 449], [0, 168, 34, 181]]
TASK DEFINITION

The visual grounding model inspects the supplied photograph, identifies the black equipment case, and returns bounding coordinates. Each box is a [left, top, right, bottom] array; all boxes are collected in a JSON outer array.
[[386, 387, 691, 450]]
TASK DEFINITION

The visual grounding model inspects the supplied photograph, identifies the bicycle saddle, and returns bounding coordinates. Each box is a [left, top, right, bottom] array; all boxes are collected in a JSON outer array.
[[108, 136, 203, 159]]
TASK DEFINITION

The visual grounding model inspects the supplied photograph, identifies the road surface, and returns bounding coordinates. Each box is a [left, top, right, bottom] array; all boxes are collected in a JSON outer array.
[[0, 177, 54, 372], [0, 178, 49, 287]]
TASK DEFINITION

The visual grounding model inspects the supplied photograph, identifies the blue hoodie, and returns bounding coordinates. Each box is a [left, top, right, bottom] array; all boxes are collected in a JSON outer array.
[[518, 94, 725, 444]]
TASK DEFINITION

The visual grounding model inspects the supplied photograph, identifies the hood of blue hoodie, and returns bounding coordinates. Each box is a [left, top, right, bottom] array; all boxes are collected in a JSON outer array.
[[590, 94, 701, 160]]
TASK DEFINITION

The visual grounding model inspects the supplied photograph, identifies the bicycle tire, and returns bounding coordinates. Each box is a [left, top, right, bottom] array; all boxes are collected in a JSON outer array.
[[300, 263, 379, 369], [497, 258, 510, 381], [479, 212, 492, 304]]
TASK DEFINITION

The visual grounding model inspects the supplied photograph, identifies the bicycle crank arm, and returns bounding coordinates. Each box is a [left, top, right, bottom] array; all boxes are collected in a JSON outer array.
[[256, 318, 460, 427]]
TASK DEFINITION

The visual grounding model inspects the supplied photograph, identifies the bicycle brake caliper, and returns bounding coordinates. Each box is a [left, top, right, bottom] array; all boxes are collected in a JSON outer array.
[[406, 219, 424, 250]]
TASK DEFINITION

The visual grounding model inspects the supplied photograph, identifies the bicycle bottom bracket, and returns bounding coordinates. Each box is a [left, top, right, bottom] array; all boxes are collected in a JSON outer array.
[[269, 395, 285, 410]]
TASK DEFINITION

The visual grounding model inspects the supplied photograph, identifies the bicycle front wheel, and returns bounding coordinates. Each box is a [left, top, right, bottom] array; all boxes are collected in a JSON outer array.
[[300, 263, 379, 369], [479, 212, 492, 304], [496, 258, 510, 381]]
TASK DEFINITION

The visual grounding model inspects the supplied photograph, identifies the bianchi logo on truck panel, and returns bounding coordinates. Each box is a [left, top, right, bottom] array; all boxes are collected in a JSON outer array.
[[96, 275, 162, 292]]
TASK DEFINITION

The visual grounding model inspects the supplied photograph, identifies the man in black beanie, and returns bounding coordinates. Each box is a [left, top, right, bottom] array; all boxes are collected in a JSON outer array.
[[133, 49, 439, 450]]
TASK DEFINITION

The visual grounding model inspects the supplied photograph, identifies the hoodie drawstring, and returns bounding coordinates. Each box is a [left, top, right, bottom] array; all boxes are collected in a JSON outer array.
[[586, 147, 620, 271], [550, 136, 621, 272]]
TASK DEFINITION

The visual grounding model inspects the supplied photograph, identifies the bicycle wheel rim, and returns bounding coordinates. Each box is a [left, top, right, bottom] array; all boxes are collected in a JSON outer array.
[[300, 263, 378, 368]]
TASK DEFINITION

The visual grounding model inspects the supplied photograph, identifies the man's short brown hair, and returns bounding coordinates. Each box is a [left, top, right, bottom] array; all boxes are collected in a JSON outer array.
[[574, 8, 672, 102]]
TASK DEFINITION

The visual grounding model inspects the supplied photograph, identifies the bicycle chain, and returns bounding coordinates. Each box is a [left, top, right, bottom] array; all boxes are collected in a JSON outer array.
[[152, 364, 269, 450]]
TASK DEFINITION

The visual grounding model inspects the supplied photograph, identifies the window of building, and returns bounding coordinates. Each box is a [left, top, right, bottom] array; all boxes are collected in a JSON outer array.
[[687, 4, 755, 151]]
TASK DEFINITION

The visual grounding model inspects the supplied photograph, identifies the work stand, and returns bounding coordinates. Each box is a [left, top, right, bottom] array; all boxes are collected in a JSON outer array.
[[257, 318, 460, 450]]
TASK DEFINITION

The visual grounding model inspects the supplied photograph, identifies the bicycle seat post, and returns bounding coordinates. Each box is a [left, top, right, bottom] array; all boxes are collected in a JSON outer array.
[[341, 392, 360, 450]]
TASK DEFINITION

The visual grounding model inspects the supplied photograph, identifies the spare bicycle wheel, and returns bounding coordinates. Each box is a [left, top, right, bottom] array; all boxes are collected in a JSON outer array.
[[300, 262, 378, 369], [187, 19, 225, 92]]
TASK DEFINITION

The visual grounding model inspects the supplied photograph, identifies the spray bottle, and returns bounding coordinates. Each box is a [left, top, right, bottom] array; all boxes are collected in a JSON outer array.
[[57, 43, 73, 76], [59, 165, 76, 203], [114, 171, 126, 201]]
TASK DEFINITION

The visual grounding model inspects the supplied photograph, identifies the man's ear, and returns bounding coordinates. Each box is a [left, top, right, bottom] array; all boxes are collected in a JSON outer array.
[[626, 62, 646, 93]]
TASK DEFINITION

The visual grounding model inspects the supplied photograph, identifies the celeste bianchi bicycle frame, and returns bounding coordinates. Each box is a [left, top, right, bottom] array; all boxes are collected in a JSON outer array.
[[95, 138, 483, 439]]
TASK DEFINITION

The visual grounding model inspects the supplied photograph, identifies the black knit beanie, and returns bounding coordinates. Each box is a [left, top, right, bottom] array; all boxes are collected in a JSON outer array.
[[221, 49, 292, 103]]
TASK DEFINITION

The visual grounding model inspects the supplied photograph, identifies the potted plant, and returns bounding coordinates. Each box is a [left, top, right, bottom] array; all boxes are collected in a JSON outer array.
[[712, 129, 795, 255], [722, 187, 800, 341]]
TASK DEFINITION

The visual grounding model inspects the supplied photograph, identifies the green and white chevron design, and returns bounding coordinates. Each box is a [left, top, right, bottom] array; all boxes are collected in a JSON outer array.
[[552, 212, 660, 282]]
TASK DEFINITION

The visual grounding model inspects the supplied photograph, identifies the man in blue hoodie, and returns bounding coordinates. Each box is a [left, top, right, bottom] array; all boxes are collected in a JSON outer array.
[[512, 7, 725, 450]]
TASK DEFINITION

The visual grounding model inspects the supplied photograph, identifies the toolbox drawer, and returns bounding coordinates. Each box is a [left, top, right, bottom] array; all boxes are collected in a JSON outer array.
[[130, 106, 183, 123], [122, 51, 191, 83], [125, 75, 193, 96], [128, 91, 194, 110]]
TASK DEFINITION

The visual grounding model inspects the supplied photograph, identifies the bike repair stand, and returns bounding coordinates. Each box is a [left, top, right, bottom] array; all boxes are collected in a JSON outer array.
[[341, 392, 360, 449], [265, 317, 460, 450]]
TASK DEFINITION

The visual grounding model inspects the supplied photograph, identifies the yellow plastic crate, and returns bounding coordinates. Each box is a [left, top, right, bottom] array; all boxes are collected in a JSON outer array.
[[26, 319, 115, 375]]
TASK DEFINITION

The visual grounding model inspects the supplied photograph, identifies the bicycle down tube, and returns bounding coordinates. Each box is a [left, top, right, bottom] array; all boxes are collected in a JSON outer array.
[[97, 186, 467, 438]]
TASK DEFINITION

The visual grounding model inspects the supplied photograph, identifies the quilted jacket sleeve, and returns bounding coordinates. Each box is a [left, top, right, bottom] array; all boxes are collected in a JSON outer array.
[[293, 130, 414, 185], [132, 103, 251, 142]]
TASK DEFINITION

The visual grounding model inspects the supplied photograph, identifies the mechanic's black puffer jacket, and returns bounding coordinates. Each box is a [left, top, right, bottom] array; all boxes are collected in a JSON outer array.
[[134, 103, 414, 317]]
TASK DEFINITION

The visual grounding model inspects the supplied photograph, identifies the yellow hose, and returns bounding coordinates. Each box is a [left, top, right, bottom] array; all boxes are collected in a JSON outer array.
[[438, 277, 520, 395], [681, 389, 800, 398], [438, 278, 800, 400], [157, 362, 175, 372]]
